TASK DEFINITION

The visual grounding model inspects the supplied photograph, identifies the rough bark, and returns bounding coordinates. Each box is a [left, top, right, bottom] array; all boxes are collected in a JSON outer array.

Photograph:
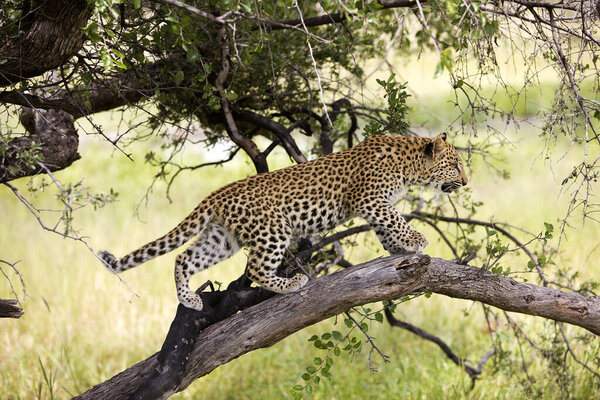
[[74, 254, 600, 399], [0, 299, 23, 318], [0, 108, 79, 183], [0, 0, 93, 86], [421, 258, 600, 334]]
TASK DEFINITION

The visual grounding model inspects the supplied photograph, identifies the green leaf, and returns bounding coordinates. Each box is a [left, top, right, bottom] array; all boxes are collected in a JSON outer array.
[[173, 70, 184, 85], [305, 383, 312, 394], [434, 61, 443, 78], [301, 373, 311, 381], [483, 20, 499, 36], [306, 366, 316, 374], [84, 21, 101, 43], [331, 330, 342, 340]]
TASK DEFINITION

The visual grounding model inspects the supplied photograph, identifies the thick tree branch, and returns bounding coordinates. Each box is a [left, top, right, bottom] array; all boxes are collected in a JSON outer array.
[[0, 299, 23, 318], [75, 254, 600, 399], [0, 108, 79, 183], [0, 60, 170, 119], [421, 258, 600, 335], [0, 0, 92, 86]]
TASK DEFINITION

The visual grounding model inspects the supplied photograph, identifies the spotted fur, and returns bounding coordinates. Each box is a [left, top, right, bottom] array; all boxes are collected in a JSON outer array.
[[99, 133, 468, 310]]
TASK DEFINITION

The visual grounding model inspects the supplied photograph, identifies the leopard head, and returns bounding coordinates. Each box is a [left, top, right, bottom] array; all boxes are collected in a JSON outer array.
[[424, 133, 468, 193]]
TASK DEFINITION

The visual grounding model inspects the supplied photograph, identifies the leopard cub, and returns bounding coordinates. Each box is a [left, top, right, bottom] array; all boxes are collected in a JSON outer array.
[[100, 133, 468, 310]]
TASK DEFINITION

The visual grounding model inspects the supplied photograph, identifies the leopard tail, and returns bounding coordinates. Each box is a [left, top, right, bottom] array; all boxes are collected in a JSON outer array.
[[98, 203, 211, 273]]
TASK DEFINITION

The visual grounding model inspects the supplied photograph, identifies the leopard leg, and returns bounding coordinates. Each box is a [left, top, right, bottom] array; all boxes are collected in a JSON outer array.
[[174, 223, 239, 310], [357, 199, 429, 254], [245, 235, 309, 294]]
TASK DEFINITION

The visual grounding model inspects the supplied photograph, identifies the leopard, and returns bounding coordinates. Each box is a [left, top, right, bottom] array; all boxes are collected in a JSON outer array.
[[99, 133, 468, 311]]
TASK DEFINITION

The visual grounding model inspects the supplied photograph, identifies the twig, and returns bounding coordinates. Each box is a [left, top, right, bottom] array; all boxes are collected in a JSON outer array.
[[345, 311, 390, 372]]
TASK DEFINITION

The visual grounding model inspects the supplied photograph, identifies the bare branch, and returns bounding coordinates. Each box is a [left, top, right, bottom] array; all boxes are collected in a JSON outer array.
[[214, 26, 267, 173], [385, 307, 494, 382]]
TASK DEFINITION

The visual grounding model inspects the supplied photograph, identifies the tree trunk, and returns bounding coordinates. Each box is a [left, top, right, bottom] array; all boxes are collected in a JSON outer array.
[[74, 254, 600, 399]]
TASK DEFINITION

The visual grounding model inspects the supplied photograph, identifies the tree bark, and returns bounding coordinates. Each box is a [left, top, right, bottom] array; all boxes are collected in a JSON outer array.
[[0, 108, 79, 183], [0, 299, 23, 318], [0, 0, 92, 86], [74, 254, 600, 399]]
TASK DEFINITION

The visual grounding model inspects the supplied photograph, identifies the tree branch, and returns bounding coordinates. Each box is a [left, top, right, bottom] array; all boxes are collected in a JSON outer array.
[[75, 254, 600, 399], [258, 0, 417, 31], [0, 0, 92, 86], [0, 299, 23, 318], [385, 308, 493, 382], [0, 108, 80, 183]]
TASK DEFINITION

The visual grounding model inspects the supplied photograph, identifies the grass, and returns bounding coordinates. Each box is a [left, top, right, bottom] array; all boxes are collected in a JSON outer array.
[[2, 55, 600, 398]]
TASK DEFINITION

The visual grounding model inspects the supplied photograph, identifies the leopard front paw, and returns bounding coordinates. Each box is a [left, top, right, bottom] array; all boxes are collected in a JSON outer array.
[[287, 274, 309, 292], [405, 231, 429, 253]]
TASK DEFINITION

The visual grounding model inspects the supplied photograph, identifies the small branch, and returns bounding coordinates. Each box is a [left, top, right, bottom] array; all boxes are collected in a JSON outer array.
[[345, 311, 390, 372], [214, 26, 267, 173], [258, 0, 417, 31], [155, 0, 225, 25], [384, 307, 493, 382]]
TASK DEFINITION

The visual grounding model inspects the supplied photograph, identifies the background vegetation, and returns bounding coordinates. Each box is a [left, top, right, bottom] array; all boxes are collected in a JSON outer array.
[[2, 62, 599, 398]]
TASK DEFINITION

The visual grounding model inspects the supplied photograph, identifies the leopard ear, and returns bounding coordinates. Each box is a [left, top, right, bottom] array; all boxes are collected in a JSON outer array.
[[425, 133, 447, 158]]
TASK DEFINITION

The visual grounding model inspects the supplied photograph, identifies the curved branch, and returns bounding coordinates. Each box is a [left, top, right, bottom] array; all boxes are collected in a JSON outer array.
[[214, 27, 267, 173], [234, 109, 308, 164], [75, 254, 600, 399], [384, 308, 494, 382]]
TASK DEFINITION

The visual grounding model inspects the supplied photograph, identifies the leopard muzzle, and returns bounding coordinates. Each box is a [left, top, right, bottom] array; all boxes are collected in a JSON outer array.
[[441, 181, 462, 193]]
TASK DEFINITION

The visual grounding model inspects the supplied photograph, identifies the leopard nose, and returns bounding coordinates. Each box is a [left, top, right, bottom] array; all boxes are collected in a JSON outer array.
[[461, 176, 468, 186]]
